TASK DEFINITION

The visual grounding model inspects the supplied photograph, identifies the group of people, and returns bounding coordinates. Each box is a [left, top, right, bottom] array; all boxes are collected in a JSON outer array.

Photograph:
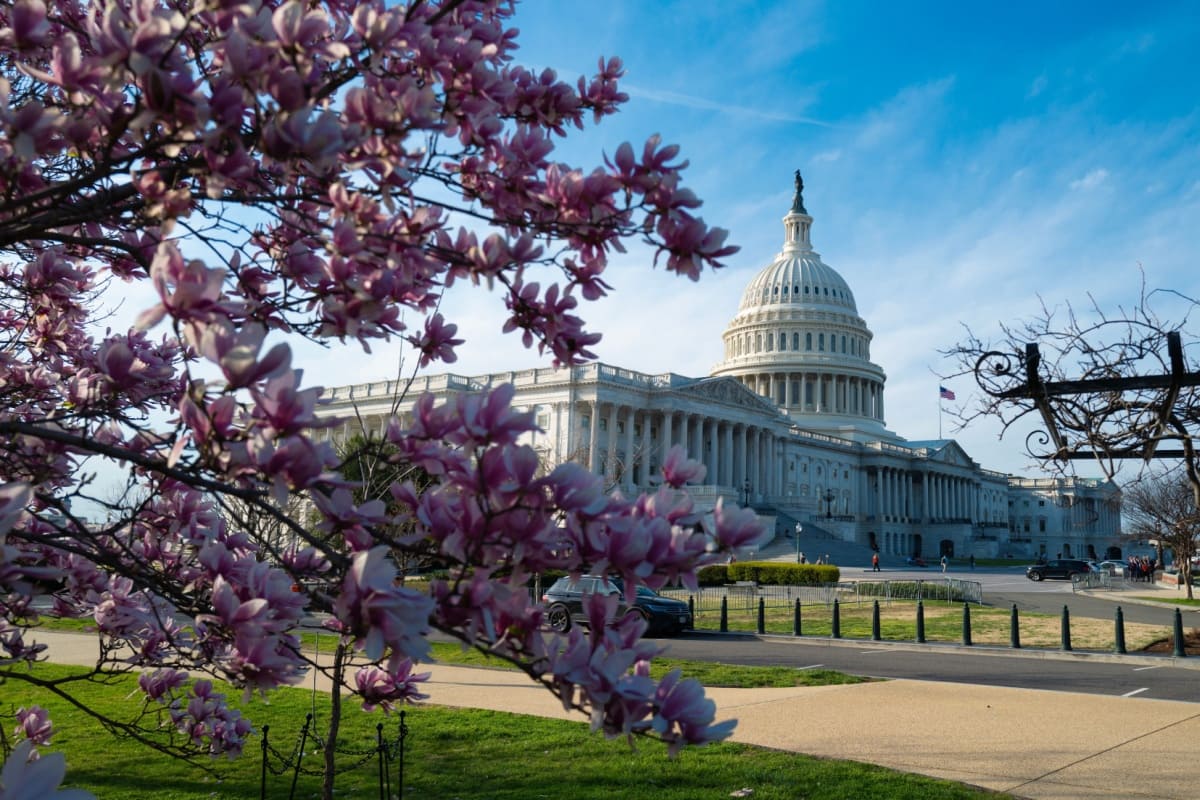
[[1126, 555, 1158, 582], [798, 553, 831, 565]]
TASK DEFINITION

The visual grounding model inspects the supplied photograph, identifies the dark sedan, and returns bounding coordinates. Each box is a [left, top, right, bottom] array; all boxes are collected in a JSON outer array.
[[541, 575, 693, 636], [1025, 559, 1093, 581]]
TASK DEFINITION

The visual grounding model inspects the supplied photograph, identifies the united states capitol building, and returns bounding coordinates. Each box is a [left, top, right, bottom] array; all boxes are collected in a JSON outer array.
[[317, 176, 1122, 563]]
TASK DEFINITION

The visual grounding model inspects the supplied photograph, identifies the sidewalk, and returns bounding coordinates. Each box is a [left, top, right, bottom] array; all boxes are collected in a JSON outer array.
[[25, 630, 1200, 800]]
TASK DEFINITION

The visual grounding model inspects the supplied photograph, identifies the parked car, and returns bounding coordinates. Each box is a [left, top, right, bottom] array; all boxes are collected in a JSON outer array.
[[541, 575, 693, 636], [1091, 560, 1125, 576], [1025, 559, 1093, 581]]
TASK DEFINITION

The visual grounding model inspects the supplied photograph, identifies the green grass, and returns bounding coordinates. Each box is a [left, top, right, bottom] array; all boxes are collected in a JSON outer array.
[[8, 664, 1009, 800], [693, 598, 1170, 650], [1133, 596, 1200, 607], [425, 641, 868, 688]]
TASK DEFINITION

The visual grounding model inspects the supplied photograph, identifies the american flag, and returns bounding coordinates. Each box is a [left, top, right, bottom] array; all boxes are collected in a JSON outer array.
[[939, 386, 956, 401]]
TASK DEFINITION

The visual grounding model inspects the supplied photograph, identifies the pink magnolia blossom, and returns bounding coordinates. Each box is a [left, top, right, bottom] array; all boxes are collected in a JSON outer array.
[[0, 740, 94, 800], [0, 0, 743, 774]]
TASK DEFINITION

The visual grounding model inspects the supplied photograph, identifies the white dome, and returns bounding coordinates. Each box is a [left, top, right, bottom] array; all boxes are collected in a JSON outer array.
[[738, 251, 858, 313], [711, 172, 890, 438]]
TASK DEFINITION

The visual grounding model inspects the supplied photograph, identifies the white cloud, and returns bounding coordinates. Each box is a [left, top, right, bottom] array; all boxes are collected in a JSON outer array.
[[1069, 168, 1109, 191]]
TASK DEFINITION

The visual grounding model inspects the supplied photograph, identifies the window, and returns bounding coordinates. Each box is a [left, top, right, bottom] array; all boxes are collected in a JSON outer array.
[[805, 333, 812, 350], [1038, 499, 1045, 507], [841, 335, 847, 353], [599, 419, 607, 431], [1038, 519, 1046, 533], [792, 333, 800, 350], [766, 333, 773, 351], [580, 415, 590, 427], [778, 332, 786, 351], [818, 333, 825, 351]]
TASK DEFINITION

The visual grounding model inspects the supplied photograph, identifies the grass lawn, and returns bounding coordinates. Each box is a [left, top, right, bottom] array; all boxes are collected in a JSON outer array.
[[1132, 595, 1200, 607], [10, 663, 1011, 800], [693, 598, 1171, 650]]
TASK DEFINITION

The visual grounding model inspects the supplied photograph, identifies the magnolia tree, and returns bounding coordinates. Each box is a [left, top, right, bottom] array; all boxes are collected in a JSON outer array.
[[0, 0, 761, 796]]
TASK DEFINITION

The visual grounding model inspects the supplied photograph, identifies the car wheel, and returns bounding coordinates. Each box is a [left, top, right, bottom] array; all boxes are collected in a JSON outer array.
[[547, 603, 571, 633], [1029, 571, 1043, 582]]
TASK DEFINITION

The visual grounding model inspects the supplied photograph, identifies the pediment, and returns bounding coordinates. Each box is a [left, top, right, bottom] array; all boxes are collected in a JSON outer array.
[[928, 440, 977, 468], [675, 377, 781, 416]]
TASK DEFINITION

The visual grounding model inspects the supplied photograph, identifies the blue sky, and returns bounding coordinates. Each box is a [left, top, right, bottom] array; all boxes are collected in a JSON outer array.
[[437, 0, 1198, 476], [290, 2, 1200, 478]]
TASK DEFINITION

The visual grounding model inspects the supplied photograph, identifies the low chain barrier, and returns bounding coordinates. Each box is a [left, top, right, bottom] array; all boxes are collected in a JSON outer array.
[[258, 709, 409, 800]]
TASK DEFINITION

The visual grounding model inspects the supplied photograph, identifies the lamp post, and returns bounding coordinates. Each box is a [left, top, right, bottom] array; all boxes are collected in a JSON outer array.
[[824, 490, 835, 519], [741, 479, 751, 507], [795, 523, 803, 562]]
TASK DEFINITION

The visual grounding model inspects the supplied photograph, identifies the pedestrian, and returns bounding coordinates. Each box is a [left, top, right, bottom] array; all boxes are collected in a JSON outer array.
[[969, 555, 975, 571], [871, 552, 880, 572], [799, 552, 806, 564], [940, 554, 948, 573]]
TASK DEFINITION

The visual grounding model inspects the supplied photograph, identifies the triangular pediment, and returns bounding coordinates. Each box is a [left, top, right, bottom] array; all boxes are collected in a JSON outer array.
[[675, 377, 782, 416], [924, 440, 977, 468]]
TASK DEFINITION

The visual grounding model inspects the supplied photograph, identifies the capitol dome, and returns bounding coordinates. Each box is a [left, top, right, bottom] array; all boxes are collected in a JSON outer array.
[[711, 172, 891, 441]]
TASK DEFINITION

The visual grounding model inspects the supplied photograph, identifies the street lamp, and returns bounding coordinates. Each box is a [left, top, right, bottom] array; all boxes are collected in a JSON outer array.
[[741, 479, 751, 507], [824, 490, 835, 519], [795, 523, 803, 562]]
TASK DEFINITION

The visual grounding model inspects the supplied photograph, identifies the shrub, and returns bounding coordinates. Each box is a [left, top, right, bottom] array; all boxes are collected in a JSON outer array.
[[726, 562, 839, 586]]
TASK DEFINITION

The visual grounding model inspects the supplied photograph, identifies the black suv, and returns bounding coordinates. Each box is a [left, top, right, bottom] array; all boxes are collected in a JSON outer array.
[[1025, 559, 1093, 581], [541, 576, 693, 636]]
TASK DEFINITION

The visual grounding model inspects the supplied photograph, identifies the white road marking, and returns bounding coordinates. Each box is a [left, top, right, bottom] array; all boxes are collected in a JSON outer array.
[[1122, 687, 1149, 697], [1133, 665, 1163, 672], [797, 664, 825, 670], [858, 649, 888, 654]]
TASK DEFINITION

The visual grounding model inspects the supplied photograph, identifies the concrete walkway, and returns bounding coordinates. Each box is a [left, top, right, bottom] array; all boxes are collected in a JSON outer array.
[[23, 629, 1200, 800]]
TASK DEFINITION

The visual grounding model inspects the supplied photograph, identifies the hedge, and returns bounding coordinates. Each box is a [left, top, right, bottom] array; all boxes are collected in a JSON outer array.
[[698, 562, 839, 586]]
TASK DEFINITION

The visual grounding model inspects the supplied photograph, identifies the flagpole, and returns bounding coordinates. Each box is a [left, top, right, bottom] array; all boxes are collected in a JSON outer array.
[[938, 395, 943, 439]]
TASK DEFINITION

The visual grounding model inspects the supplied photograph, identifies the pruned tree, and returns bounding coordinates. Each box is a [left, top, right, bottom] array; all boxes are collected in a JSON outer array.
[[0, 2, 757, 797], [943, 282, 1200, 581], [1123, 471, 1198, 598]]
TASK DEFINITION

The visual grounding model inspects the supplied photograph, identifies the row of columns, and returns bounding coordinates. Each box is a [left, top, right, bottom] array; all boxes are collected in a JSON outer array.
[[580, 400, 784, 498], [872, 466, 993, 524], [740, 372, 883, 419]]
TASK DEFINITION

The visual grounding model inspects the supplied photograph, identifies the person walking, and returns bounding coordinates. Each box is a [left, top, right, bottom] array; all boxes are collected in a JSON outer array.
[[872, 552, 880, 572], [940, 554, 948, 573], [969, 554, 975, 571]]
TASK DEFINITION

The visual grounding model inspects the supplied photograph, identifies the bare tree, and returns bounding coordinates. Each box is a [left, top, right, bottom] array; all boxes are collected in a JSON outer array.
[[944, 284, 1200, 570], [1123, 471, 1199, 598]]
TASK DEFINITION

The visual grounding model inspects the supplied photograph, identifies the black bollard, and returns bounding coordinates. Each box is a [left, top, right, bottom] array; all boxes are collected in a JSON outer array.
[[757, 597, 765, 635], [1173, 608, 1187, 658], [1061, 605, 1072, 651], [832, 598, 841, 638], [961, 602, 972, 646], [1010, 603, 1021, 649], [872, 599, 881, 641], [720, 595, 728, 633], [916, 600, 926, 643], [793, 597, 802, 637], [689, 595, 695, 620], [1114, 606, 1126, 655]]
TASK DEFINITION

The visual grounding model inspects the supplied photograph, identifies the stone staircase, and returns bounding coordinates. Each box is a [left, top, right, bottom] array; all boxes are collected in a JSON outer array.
[[746, 513, 880, 572]]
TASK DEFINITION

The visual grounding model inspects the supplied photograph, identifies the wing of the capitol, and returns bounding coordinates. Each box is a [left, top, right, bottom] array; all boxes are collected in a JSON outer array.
[[314, 175, 1122, 564]]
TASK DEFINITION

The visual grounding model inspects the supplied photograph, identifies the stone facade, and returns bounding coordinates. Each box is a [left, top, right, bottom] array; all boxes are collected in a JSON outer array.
[[314, 178, 1122, 561]]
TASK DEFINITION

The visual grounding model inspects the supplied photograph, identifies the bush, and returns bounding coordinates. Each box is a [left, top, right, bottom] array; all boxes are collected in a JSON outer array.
[[726, 562, 839, 586], [697, 565, 729, 586]]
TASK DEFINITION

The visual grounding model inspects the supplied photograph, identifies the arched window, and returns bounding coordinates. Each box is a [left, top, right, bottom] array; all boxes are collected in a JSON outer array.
[[805, 333, 812, 350], [792, 332, 800, 350], [755, 334, 762, 352], [766, 333, 773, 351], [841, 335, 847, 353], [818, 333, 825, 351]]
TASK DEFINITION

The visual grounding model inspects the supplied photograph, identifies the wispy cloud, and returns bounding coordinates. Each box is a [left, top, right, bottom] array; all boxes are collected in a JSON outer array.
[[625, 84, 834, 127]]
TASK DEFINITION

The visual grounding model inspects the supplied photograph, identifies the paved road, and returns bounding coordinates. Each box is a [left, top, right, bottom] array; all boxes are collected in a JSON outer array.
[[644, 570, 1200, 703], [655, 632, 1200, 702]]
